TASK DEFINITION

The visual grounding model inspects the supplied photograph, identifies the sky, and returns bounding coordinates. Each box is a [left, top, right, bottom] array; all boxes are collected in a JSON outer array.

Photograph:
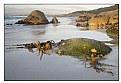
[[5, 4, 114, 16]]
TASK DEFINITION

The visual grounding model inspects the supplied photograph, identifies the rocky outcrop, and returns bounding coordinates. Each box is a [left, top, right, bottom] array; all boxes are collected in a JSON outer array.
[[76, 16, 88, 22], [50, 16, 60, 24], [88, 16, 110, 30], [76, 13, 92, 27], [76, 14, 92, 22], [56, 38, 112, 57], [15, 10, 49, 25], [98, 9, 118, 25], [76, 21, 88, 28], [88, 9, 118, 30]]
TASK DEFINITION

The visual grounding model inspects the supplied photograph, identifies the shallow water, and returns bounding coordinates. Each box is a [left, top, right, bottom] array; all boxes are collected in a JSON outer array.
[[5, 16, 118, 80]]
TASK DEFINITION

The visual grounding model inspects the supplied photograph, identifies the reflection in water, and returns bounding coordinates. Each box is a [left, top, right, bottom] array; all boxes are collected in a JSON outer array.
[[85, 61, 116, 76], [32, 30, 45, 35], [53, 23, 59, 27], [5, 41, 116, 76], [23, 40, 56, 60], [80, 48, 116, 76], [38, 50, 52, 60]]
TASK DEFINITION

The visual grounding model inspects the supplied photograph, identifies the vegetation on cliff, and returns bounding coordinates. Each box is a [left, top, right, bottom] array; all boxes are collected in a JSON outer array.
[[62, 4, 118, 17]]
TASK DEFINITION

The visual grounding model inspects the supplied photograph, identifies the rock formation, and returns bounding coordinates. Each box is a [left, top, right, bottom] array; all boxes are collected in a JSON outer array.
[[88, 9, 118, 30], [98, 9, 118, 25], [76, 13, 91, 27], [76, 14, 91, 22], [50, 16, 60, 24], [15, 10, 49, 25], [57, 38, 112, 57], [76, 21, 88, 28], [88, 16, 110, 30]]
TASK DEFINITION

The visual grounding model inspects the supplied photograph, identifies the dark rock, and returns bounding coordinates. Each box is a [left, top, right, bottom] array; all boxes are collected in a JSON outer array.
[[15, 10, 49, 25], [6, 23, 12, 25], [15, 20, 25, 24]]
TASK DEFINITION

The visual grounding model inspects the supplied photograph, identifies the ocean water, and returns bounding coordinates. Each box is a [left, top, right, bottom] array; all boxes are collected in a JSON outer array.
[[4, 16, 118, 80]]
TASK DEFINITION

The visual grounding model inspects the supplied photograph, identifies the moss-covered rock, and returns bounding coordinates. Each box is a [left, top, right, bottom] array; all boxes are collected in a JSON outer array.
[[106, 25, 119, 45], [57, 38, 112, 58], [106, 25, 118, 37]]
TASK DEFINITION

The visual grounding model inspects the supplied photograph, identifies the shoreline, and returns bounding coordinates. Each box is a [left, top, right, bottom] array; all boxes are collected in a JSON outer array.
[[95, 29, 118, 46]]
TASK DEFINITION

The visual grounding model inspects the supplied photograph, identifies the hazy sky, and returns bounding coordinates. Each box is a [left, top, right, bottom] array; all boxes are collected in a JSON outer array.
[[5, 4, 114, 16]]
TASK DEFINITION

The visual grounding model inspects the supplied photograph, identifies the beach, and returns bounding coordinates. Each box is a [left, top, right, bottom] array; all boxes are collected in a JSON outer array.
[[5, 16, 118, 80]]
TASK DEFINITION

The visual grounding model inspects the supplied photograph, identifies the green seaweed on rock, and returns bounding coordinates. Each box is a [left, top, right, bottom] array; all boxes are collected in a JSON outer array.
[[57, 38, 112, 58]]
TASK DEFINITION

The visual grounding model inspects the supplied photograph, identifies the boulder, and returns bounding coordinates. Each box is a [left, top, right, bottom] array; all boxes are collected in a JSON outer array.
[[56, 38, 112, 58], [15, 10, 49, 25], [50, 16, 60, 24]]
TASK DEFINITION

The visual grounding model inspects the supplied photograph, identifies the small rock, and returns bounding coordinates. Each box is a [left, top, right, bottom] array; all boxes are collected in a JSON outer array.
[[6, 23, 12, 25], [50, 16, 60, 24]]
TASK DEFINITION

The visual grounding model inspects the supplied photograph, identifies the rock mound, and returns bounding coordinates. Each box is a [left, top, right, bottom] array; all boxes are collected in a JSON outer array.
[[57, 38, 112, 57], [15, 10, 49, 25]]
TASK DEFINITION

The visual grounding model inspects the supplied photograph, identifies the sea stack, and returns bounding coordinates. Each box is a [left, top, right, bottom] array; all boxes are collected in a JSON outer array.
[[50, 16, 60, 24], [15, 10, 49, 25]]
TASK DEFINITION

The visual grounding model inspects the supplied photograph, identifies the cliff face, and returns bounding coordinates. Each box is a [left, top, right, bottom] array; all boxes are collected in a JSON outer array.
[[88, 16, 110, 30], [88, 9, 118, 30], [74, 4, 118, 29], [15, 10, 49, 25], [98, 9, 118, 24]]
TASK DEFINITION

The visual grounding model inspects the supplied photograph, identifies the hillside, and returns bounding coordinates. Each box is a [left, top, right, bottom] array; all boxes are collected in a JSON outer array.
[[62, 4, 118, 17]]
